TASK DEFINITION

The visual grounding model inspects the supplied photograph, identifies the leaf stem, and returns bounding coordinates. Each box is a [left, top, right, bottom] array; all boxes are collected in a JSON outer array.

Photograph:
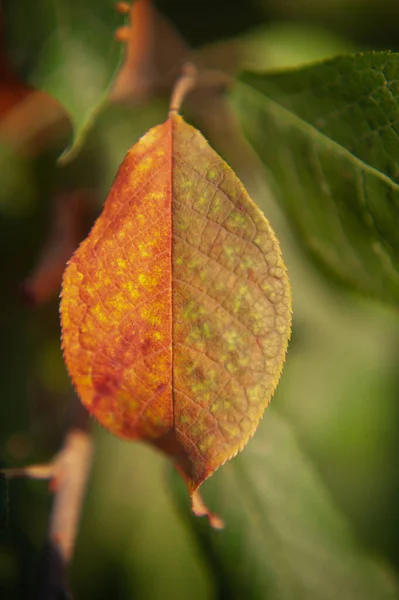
[[169, 62, 198, 114]]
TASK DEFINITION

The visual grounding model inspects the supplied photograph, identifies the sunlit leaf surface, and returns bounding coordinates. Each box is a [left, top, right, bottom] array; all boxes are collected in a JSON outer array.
[[60, 112, 291, 512]]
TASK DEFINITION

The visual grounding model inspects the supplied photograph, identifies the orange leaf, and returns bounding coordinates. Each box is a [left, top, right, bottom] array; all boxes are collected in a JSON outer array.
[[60, 111, 292, 526]]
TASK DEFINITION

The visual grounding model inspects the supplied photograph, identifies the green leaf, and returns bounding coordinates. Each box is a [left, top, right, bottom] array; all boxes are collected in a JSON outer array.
[[234, 22, 354, 71], [234, 51, 399, 304], [5, 0, 123, 151], [171, 408, 398, 600]]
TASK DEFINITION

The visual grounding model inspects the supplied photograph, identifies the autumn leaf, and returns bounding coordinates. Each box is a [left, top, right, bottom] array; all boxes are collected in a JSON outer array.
[[60, 82, 291, 525]]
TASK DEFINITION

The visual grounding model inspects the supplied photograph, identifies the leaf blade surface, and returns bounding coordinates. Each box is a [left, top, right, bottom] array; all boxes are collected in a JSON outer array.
[[61, 112, 292, 504], [235, 51, 399, 303], [5, 0, 123, 146]]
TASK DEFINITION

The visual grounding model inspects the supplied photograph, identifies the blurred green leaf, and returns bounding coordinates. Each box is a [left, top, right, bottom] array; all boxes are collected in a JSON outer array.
[[5, 0, 123, 151], [171, 408, 398, 600], [236, 22, 354, 71], [234, 51, 399, 304], [56, 99, 168, 200]]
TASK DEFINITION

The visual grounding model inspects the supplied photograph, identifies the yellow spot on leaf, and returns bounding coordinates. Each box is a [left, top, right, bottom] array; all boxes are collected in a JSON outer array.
[[138, 273, 158, 288]]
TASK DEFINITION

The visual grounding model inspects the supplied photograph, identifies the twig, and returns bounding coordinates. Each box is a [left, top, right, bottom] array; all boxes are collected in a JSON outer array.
[[46, 428, 93, 563], [1, 400, 94, 598], [33, 422, 93, 600]]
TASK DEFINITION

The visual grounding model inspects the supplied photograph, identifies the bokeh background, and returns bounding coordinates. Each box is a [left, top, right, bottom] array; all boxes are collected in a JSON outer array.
[[1, 0, 399, 598]]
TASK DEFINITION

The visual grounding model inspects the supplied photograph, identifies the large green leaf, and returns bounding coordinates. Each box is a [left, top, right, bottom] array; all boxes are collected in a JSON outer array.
[[234, 51, 399, 304], [4, 0, 123, 149], [171, 408, 398, 600]]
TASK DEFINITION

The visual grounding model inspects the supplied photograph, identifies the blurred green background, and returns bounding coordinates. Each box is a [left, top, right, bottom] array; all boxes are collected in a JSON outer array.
[[1, 0, 399, 598]]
